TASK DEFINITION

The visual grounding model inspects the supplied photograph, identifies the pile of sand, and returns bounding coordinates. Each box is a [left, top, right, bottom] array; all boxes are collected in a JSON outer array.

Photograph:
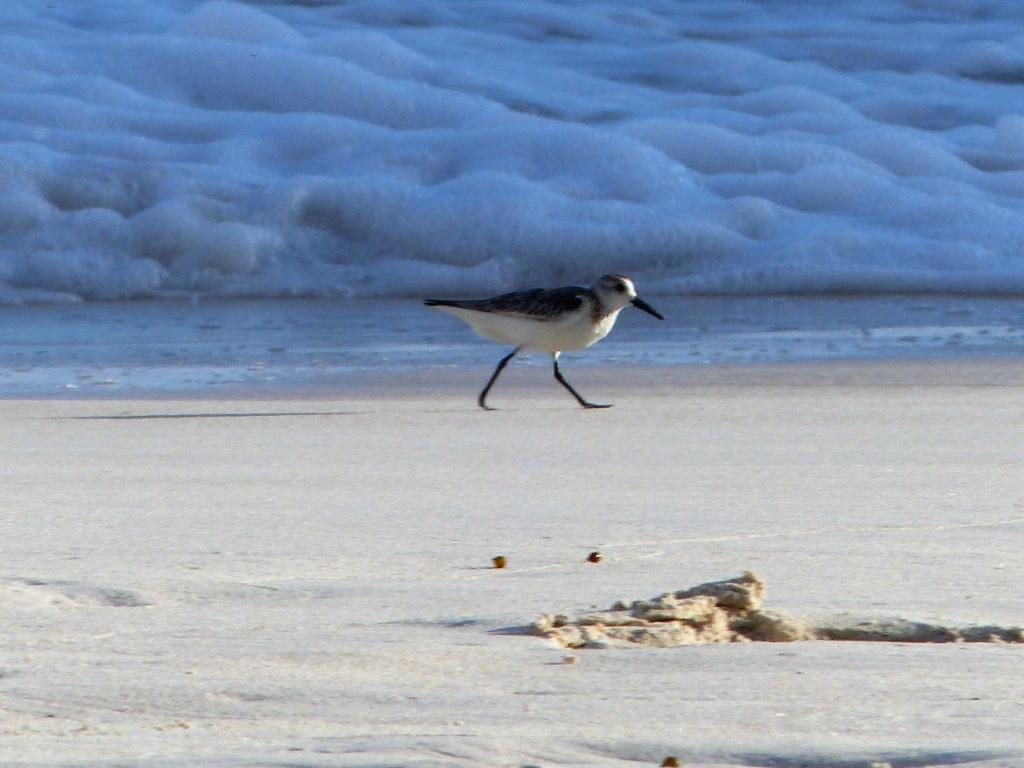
[[532, 572, 1024, 649]]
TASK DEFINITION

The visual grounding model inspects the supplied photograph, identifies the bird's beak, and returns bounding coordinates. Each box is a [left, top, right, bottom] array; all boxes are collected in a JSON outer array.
[[631, 297, 664, 320]]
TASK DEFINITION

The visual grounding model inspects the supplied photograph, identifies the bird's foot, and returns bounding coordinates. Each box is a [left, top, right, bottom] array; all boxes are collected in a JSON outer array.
[[581, 402, 613, 409]]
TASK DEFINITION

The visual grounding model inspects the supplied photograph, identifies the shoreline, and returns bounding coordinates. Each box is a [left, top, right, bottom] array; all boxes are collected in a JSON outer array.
[[3, 294, 1024, 399], [5, 355, 1024, 402]]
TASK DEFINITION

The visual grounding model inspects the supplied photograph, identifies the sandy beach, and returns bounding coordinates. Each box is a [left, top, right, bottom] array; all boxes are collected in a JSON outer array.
[[7, 0, 1024, 762], [3, 359, 1023, 767]]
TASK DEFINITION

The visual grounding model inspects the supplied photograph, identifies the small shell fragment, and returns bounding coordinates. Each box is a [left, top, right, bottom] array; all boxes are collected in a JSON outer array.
[[586, 551, 602, 563], [492, 555, 507, 569], [661, 757, 680, 768]]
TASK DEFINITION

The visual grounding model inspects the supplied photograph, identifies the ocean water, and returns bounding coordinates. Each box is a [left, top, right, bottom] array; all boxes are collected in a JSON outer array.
[[2, 295, 1022, 396], [3, 0, 1024, 304]]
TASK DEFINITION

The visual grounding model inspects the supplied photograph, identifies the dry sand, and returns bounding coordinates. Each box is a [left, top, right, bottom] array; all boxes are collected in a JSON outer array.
[[2, 359, 1024, 767]]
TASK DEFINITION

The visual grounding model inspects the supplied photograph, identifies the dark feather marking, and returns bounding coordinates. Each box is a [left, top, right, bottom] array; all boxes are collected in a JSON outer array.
[[425, 286, 598, 320]]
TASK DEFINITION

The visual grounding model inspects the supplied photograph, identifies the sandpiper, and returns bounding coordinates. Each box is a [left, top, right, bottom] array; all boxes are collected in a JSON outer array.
[[424, 274, 664, 409]]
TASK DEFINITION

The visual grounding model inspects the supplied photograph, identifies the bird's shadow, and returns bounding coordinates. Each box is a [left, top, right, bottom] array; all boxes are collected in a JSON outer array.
[[488, 625, 536, 637], [52, 410, 364, 421]]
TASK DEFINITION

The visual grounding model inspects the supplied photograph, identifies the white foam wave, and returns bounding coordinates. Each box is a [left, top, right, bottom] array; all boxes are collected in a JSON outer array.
[[2, 0, 1024, 303]]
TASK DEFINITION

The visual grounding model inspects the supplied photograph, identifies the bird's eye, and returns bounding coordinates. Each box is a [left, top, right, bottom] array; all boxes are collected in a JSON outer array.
[[615, 284, 626, 293]]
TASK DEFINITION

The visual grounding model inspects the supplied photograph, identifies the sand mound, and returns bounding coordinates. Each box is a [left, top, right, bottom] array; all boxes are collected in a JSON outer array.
[[532, 573, 1024, 649], [0, 577, 149, 608], [816, 617, 1024, 644]]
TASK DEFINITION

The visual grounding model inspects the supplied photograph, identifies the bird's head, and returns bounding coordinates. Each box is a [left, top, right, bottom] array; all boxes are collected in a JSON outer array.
[[594, 274, 664, 319]]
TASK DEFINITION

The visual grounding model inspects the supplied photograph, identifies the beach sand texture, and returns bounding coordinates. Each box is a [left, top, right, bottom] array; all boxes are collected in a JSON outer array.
[[2, 361, 1024, 767]]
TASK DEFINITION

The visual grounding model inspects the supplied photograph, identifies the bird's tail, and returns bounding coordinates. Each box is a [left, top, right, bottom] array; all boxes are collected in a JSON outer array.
[[424, 299, 457, 308]]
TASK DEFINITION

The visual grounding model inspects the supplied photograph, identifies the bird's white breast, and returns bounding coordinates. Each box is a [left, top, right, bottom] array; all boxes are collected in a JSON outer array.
[[523, 306, 622, 352], [434, 302, 622, 353]]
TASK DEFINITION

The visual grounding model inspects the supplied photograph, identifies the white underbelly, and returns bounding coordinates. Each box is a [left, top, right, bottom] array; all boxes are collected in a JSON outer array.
[[436, 306, 621, 352]]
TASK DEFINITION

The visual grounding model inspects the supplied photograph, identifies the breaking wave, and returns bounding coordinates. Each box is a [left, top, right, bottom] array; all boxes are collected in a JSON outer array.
[[2, 0, 1024, 303]]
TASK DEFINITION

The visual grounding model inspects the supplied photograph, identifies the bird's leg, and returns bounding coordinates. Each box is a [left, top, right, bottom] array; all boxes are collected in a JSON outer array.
[[478, 348, 518, 410], [552, 354, 611, 409]]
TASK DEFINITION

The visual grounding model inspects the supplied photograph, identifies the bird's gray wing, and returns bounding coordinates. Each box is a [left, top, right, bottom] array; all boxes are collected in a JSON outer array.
[[425, 286, 591, 319]]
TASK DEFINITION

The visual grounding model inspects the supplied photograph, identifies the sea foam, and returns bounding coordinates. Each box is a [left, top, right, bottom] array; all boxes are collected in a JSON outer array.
[[1, 0, 1024, 303]]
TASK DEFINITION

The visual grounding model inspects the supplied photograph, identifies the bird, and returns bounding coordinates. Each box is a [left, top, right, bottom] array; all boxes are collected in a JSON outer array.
[[424, 274, 664, 410]]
